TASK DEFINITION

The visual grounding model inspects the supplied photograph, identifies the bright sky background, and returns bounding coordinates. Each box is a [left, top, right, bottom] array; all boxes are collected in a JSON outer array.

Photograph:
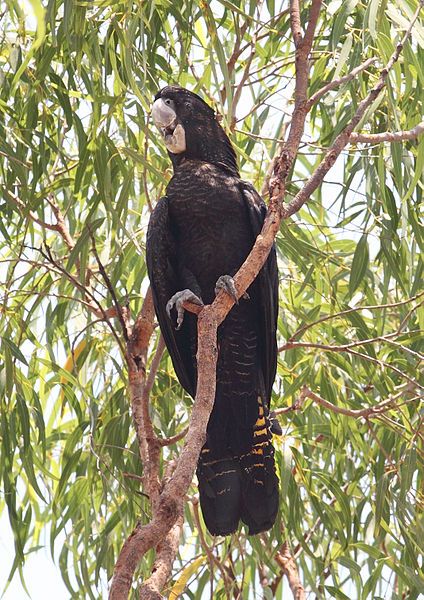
[[0, 514, 69, 598]]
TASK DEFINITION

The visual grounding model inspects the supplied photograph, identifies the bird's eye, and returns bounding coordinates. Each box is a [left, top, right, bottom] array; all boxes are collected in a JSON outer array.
[[164, 98, 172, 105]]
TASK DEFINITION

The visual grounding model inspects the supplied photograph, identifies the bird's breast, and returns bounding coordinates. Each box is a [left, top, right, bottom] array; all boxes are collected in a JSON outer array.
[[167, 162, 253, 294]]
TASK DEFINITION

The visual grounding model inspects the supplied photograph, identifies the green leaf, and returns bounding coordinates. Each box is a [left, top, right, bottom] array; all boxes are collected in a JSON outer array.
[[1, 337, 28, 366], [367, 0, 380, 40], [349, 234, 369, 296]]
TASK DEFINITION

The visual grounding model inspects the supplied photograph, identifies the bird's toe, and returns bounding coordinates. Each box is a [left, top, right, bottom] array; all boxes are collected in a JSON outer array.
[[215, 275, 240, 304], [166, 289, 203, 329]]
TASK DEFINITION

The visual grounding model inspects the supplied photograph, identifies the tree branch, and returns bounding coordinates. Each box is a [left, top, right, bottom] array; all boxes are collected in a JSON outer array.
[[262, 533, 305, 600], [128, 287, 156, 366], [274, 541, 305, 600], [110, 305, 218, 599], [191, 498, 236, 596], [300, 385, 417, 419], [279, 331, 424, 361], [89, 229, 131, 343], [126, 290, 163, 512], [306, 57, 378, 109], [350, 120, 424, 143], [289, 291, 424, 341], [284, 0, 423, 219], [139, 516, 184, 600], [40, 244, 126, 355], [289, 0, 302, 48], [46, 194, 76, 250], [159, 427, 189, 447], [269, 0, 322, 206], [6, 190, 75, 250]]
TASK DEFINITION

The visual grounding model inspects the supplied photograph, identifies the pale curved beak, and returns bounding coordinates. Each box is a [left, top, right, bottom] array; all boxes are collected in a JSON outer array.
[[151, 98, 176, 128]]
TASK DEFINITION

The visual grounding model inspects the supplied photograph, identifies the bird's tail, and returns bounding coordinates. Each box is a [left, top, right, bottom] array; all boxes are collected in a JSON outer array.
[[197, 400, 279, 536]]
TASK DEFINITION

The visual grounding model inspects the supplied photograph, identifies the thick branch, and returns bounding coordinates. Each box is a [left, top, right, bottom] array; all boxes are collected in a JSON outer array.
[[139, 516, 184, 600], [110, 306, 218, 599], [303, 0, 322, 51], [269, 0, 322, 205], [140, 336, 165, 509], [126, 291, 162, 511], [128, 287, 155, 365], [289, 0, 302, 48], [109, 501, 183, 600]]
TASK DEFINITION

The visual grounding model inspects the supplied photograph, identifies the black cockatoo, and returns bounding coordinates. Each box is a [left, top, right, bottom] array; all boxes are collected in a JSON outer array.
[[146, 86, 279, 535]]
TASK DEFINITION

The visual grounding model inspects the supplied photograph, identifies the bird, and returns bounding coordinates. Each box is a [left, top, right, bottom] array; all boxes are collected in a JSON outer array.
[[146, 85, 279, 536]]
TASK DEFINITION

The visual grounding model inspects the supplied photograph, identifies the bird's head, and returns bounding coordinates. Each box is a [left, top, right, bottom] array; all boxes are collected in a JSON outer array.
[[151, 86, 238, 175]]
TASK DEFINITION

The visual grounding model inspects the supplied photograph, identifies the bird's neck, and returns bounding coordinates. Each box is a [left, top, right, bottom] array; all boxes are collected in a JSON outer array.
[[170, 154, 238, 177], [169, 120, 239, 177]]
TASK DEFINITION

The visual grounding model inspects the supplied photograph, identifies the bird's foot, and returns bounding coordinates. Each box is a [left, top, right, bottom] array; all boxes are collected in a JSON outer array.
[[166, 289, 203, 330], [269, 411, 282, 436], [215, 275, 250, 304]]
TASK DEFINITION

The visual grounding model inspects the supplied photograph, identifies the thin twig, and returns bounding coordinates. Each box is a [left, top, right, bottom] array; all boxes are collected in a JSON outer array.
[[279, 331, 424, 361], [5, 190, 75, 250], [299, 385, 420, 419], [290, 291, 424, 340], [191, 498, 234, 594], [39, 244, 126, 355], [89, 228, 131, 343], [45, 194, 75, 250], [159, 427, 189, 447], [306, 57, 378, 109]]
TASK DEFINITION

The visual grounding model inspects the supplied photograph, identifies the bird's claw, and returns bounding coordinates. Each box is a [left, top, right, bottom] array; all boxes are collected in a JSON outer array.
[[166, 289, 203, 330], [269, 411, 282, 436], [215, 275, 249, 304]]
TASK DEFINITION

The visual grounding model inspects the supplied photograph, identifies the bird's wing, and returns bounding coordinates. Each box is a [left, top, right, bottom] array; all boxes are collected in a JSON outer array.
[[239, 181, 279, 404], [146, 196, 196, 397]]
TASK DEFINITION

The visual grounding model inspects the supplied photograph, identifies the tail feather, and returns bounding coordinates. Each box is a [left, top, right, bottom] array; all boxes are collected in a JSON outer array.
[[197, 399, 279, 536], [240, 397, 279, 533], [197, 453, 242, 535], [239, 442, 279, 534]]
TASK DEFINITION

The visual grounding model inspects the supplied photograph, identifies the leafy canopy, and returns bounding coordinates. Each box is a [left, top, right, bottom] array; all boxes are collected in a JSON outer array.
[[0, 0, 423, 598]]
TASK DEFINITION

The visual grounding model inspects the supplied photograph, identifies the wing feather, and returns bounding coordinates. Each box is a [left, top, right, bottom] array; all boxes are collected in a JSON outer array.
[[239, 181, 278, 404], [146, 197, 196, 396]]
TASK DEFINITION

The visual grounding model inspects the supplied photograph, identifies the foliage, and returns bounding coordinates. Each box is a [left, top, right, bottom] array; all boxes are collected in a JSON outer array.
[[0, 0, 423, 598]]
